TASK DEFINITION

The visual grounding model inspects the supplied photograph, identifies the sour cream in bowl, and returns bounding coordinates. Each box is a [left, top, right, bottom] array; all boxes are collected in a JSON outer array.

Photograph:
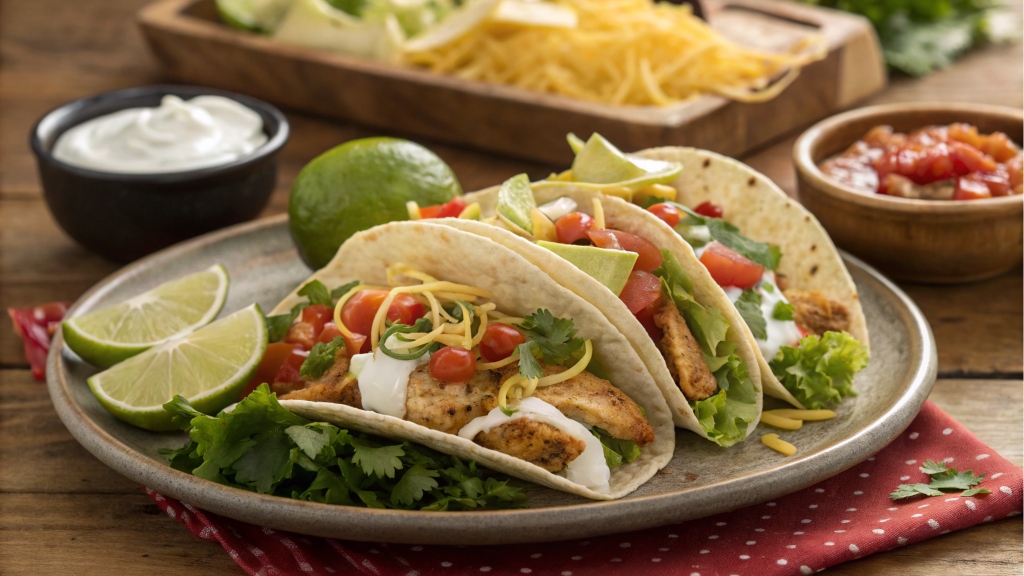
[[31, 85, 289, 262]]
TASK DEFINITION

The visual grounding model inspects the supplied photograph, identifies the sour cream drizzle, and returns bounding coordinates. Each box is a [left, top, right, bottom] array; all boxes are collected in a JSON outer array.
[[52, 95, 267, 173], [723, 271, 802, 360], [350, 336, 430, 419], [458, 397, 611, 493]]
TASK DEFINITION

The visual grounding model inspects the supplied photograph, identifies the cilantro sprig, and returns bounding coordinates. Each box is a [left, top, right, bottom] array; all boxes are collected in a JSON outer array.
[[890, 460, 991, 500], [512, 309, 585, 382], [300, 337, 345, 379], [670, 204, 781, 270], [160, 385, 527, 511]]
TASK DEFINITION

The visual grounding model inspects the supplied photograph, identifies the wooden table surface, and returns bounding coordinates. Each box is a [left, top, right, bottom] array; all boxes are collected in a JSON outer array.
[[1, 1, 1021, 573]]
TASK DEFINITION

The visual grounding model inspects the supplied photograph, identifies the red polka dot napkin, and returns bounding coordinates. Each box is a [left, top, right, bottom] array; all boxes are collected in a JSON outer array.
[[147, 401, 1022, 576]]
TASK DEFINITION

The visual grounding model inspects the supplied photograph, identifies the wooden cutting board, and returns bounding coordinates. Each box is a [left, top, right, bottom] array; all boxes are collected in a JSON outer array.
[[137, 0, 886, 165]]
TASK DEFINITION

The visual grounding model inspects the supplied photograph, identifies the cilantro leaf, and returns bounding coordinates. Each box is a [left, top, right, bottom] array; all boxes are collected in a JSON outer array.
[[769, 331, 869, 409], [919, 460, 949, 475], [706, 220, 782, 270], [351, 440, 405, 479], [961, 487, 992, 497], [297, 279, 333, 307], [772, 300, 794, 321], [516, 341, 544, 380], [265, 311, 298, 343], [300, 337, 345, 379], [591, 427, 641, 468], [391, 464, 440, 506], [929, 468, 986, 491], [160, 384, 527, 511], [891, 483, 944, 500], [516, 309, 584, 362], [735, 290, 767, 340], [330, 280, 360, 300]]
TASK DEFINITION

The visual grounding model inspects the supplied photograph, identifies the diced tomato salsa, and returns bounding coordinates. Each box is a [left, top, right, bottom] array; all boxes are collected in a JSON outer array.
[[819, 124, 1023, 201]]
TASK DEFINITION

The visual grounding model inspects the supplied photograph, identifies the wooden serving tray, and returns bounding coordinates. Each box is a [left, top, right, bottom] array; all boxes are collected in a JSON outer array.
[[137, 0, 886, 164]]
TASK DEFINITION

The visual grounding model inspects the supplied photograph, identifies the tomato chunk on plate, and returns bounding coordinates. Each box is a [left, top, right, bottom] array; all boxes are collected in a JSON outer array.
[[699, 242, 763, 289]]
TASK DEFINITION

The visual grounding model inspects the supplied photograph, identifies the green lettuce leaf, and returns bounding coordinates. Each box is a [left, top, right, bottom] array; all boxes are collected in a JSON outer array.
[[653, 250, 759, 447], [591, 426, 641, 468], [769, 331, 869, 409], [735, 290, 766, 340]]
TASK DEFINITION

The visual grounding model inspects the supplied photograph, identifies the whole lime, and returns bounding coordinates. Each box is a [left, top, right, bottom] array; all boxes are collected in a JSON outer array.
[[289, 138, 461, 269]]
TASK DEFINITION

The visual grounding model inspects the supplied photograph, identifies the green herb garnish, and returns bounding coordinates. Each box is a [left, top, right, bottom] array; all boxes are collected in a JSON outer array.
[[772, 300, 795, 321], [300, 337, 346, 379], [591, 427, 641, 468], [161, 385, 527, 511], [890, 460, 991, 500], [735, 289, 767, 340]]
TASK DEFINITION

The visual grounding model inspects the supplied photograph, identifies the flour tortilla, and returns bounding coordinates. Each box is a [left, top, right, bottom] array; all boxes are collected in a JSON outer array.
[[457, 186, 764, 440], [635, 147, 870, 408], [271, 221, 674, 501]]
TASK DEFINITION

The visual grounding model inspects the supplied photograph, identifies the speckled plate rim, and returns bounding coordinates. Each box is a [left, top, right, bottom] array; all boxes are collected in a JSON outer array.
[[47, 214, 937, 546]]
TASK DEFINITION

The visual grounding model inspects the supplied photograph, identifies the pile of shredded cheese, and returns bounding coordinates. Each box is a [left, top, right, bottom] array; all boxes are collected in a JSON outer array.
[[403, 0, 827, 106], [333, 263, 594, 410]]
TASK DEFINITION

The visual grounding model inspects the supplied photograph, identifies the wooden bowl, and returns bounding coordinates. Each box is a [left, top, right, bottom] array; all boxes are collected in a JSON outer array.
[[793, 103, 1023, 284]]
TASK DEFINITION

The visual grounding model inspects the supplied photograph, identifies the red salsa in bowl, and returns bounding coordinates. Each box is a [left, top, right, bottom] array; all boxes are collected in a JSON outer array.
[[818, 123, 1023, 201]]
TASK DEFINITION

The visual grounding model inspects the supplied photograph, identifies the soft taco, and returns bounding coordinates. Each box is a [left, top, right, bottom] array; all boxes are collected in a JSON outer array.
[[413, 179, 765, 448], [266, 220, 674, 500], [539, 134, 870, 410]]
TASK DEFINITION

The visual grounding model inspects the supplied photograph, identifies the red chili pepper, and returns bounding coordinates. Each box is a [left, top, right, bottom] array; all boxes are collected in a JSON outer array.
[[7, 302, 70, 380]]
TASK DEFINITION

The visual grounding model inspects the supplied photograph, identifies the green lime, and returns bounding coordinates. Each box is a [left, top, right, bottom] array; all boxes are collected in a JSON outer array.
[[289, 137, 462, 269], [63, 265, 229, 368], [216, 0, 294, 32], [571, 133, 682, 189], [87, 304, 268, 431], [495, 173, 536, 234]]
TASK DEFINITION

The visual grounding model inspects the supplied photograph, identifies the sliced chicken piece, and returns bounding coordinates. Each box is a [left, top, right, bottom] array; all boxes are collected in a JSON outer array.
[[494, 364, 654, 446], [652, 301, 717, 401], [405, 366, 500, 434], [785, 290, 851, 336], [475, 418, 586, 473], [280, 353, 362, 408]]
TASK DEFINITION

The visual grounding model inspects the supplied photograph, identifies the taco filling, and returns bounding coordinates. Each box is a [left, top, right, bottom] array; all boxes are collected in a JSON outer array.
[[414, 177, 759, 447], [264, 264, 653, 493]]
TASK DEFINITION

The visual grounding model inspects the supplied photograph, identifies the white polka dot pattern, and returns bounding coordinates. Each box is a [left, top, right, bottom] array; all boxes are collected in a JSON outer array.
[[142, 402, 1020, 576]]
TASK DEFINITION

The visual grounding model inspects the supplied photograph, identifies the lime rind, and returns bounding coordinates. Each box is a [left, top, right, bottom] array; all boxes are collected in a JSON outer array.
[[568, 133, 682, 190], [87, 304, 268, 431], [63, 265, 230, 368]]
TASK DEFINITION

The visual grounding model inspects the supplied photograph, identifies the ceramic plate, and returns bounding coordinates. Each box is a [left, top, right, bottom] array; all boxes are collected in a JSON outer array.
[[47, 214, 936, 545]]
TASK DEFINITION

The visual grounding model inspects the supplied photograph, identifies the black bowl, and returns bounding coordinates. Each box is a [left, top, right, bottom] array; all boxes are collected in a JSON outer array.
[[30, 85, 289, 262]]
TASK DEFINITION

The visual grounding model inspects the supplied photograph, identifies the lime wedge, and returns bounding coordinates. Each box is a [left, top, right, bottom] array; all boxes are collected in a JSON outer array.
[[496, 173, 536, 234], [537, 241, 638, 295], [63, 265, 229, 368], [571, 133, 683, 189], [87, 304, 268, 431], [216, 0, 293, 32]]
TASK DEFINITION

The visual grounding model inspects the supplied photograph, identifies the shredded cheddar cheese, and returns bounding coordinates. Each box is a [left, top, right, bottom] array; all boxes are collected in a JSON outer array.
[[761, 433, 797, 457], [759, 412, 803, 431], [592, 198, 605, 229], [763, 409, 837, 421], [403, 0, 827, 106]]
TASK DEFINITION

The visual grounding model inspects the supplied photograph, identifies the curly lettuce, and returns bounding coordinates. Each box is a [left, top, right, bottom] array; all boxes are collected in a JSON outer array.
[[654, 250, 759, 447], [769, 331, 869, 409]]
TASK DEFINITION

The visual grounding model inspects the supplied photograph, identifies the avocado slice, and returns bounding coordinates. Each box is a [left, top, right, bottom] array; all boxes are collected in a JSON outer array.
[[496, 173, 536, 234], [537, 241, 638, 296]]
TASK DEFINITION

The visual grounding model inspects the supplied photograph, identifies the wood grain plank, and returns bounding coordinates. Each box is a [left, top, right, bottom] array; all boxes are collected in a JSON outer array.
[[0, 492, 241, 575]]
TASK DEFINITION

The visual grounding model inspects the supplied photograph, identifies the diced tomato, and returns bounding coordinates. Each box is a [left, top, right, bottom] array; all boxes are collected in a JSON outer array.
[[694, 201, 723, 218], [953, 176, 993, 200], [874, 141, 998, 188], [633, 294, 664, 341], [647, 203, 681, 227], [419, 197, 467, 219], [283, 321, 317, 350], [588, 229, 662, 272], [242, 342, 298, 398], [619, 270, 663, 315], [343, 331, 368, 356], [340, 290, 426, 337], [428, 346, 477, 383], [303, 304, 333, 337], [699, 242, 763, 289], [479, 322, 526, 362], [387, 294, 426, 326], [272, 348, 309, 393], [555, 212, 596, 244], [317, 322, 343, 344]]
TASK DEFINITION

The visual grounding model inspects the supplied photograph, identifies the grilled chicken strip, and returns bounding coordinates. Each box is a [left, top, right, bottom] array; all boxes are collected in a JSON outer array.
[[785, 290, 851, 336], [279, 353, 362, 407], [405, 366, 500, 434], [652, 301, 717, 401], [476, 419, 586, 473], [494, 364, 654, 446]]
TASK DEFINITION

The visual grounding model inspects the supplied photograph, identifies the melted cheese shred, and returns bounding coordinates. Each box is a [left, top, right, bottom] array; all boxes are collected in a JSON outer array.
[[403, 0, 828, 106], [761, 433, 797, 457]]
